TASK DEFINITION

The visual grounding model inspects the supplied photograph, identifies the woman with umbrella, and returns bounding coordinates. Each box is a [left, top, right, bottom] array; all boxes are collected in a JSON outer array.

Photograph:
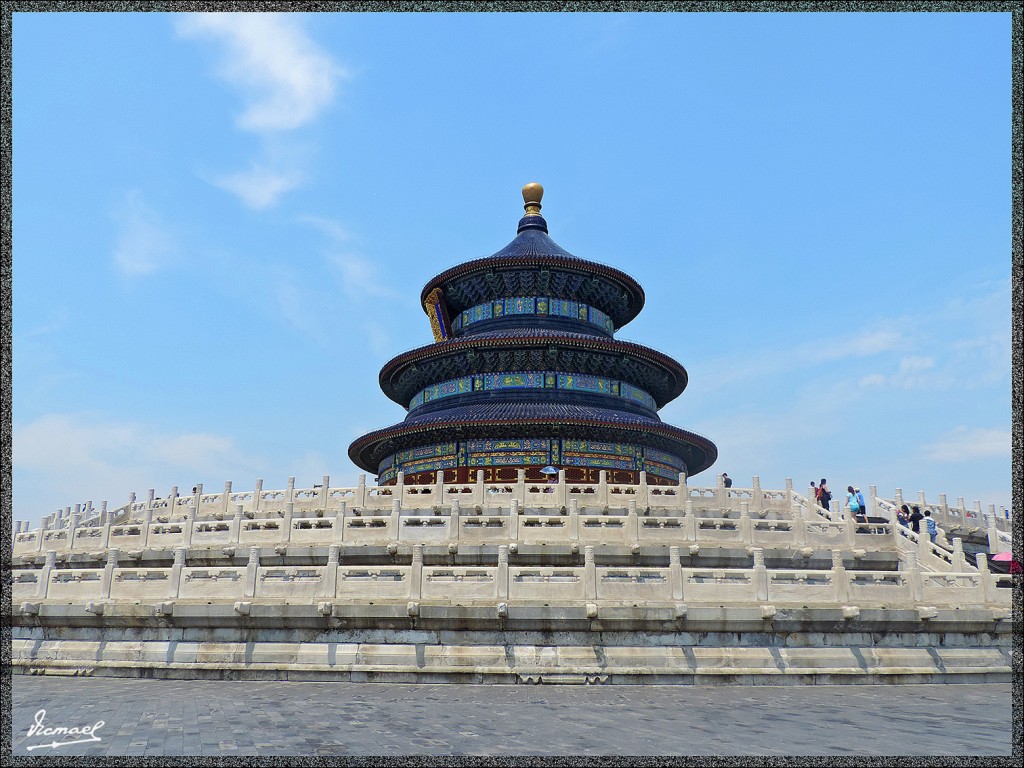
[[991, 551, 1021, 574], [541, 465, 559, 492]]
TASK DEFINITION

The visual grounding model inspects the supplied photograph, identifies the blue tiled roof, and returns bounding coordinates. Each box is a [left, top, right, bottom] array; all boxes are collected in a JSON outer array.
[[400, 401, 663, 429], [486, 228, 578, 260]]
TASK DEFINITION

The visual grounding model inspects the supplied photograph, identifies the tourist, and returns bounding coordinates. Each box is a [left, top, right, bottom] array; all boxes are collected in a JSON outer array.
[[818, 479, 832, 512], [722, 473, 732, 488], [924, 510, 938, 544], [909, 505, 924, 534], [846, 486, 862, 521], [855, 487, 866, 518], [897, 504, 910, 527]]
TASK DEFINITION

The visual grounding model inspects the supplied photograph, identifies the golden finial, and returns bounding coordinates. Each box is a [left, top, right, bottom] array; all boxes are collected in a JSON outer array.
[[522, 182, 544, 216]]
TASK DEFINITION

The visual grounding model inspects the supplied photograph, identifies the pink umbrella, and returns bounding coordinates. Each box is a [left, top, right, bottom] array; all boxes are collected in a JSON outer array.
[[991, 552, 1014, 561]]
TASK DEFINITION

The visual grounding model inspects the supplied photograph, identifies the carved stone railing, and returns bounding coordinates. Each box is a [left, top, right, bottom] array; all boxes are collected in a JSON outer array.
[[10, 544, 1010, 611], [16, 474, 1008, 563]]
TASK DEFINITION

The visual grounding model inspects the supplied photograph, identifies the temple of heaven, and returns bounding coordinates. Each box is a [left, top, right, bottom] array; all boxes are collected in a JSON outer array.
[[349, 184, 717, 486]]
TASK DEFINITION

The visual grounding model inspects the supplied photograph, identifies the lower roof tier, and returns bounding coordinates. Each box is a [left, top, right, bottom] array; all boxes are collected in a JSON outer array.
[[379, 328, 688, 408], [348, 401, 717, 480]]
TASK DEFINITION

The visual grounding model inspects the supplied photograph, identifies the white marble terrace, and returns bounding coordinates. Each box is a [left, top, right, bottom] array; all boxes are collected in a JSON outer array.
[[11, 472, 1013, 613]]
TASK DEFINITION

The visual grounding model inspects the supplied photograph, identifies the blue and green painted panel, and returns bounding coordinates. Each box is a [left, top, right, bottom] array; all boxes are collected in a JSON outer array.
[[409, 371, 657, 412], [454, 296, 613, 334]]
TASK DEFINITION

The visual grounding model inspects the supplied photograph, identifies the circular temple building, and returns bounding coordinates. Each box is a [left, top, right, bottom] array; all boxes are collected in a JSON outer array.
[[349, 184, 717, 486]]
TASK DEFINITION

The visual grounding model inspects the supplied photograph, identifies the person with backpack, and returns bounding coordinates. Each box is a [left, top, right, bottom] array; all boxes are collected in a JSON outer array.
[[924, 510, 938, 544], [909, 505, 924, 534], [818, 479, 832, 512], [855, 487, 867, 518]]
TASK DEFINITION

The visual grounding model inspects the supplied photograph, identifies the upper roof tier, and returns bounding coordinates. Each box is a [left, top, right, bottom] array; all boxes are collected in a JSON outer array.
[[420, 184, 646, 332]]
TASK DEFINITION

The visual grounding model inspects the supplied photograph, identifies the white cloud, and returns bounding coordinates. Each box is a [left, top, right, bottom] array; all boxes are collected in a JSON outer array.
[[112, 191, 175, 276], [176, 12, 343, 133], [297, 215, 398, 300], [921, 426, 1011, 462], [214, 164, 304, 209], [13, 413, 269, 523]]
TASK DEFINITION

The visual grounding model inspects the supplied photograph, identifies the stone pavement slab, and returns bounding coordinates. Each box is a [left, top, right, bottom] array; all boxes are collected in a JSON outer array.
[[10, 676, 1013, 756]]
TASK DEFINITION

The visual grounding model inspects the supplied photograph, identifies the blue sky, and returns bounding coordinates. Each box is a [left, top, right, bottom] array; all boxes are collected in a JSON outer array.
[[11, 11, 1012, 524]]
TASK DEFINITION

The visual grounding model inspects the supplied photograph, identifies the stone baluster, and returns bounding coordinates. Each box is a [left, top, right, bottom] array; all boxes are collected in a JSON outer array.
[[985, 512, 1004, 554], [167, 486, 179, 520], [36, 517, 48, 553], [410, 544, 423, 600], [739, 502, 752, 544], [626, 499, 639, 544], [433, 472, 444, 506], [283, 502, 294, 544], [232, 504, 244, 544], [792, 515, 807, 545], [677, 472, 689, 512], [894, 488, 904, 508], [223, 481, 233, 515], [752, 547, 768, 601], [244, 546, 260, 598], [905, 550, 923, 602], [975, 553, 997, 605], [253, 478, 264, 513], [845, 513, 857, 547], [939, 493, 948, 524], [717, 473, 727, 514], [917, 490, 927, 508], [497, 544, 509, 601], [170, 546, 187, 598], [140, 504, 153, 548], [286, 476, 296, 505], [100, 514, 112, 549], [145, 488, 154, 519], [192, 483, 203, 517], [394, 472, 405, 507], [355, 474, 366, 508], [807, 485, 818, 519], [450, 500, 461, 544], [684, 499, 697, 541], [100, 548, 119, 599], [37, 549, 57, 599], [69, 511, 81, 551], [584, 545, 597, 601], [321, 545, 340, 598], [334, 501, 347, 544], [515, 469, 526, 506], [556, 469, 567, 508], [752, 476, 764, 513], [868, 485, 878, 520], [638, 471, 649, 508], [917, 518, 931, 560], [320, 475, 331, 514], [390, 499, 401, 537], [508, 499, 518, 542], [785, 478, 794, 515], [568, 498, 580, 543], [956, 496, 966, 519], [99, 500, 107, 527], [669, 545, 683, 600], [832, 549, 848, 603], [475, 470, 486, 508], [598, 470, 609, 508], [951, 538, 966, 572]]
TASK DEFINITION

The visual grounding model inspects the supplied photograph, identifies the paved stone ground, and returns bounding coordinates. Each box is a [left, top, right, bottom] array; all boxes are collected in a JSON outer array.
[[10, 676, 1013, 756]]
